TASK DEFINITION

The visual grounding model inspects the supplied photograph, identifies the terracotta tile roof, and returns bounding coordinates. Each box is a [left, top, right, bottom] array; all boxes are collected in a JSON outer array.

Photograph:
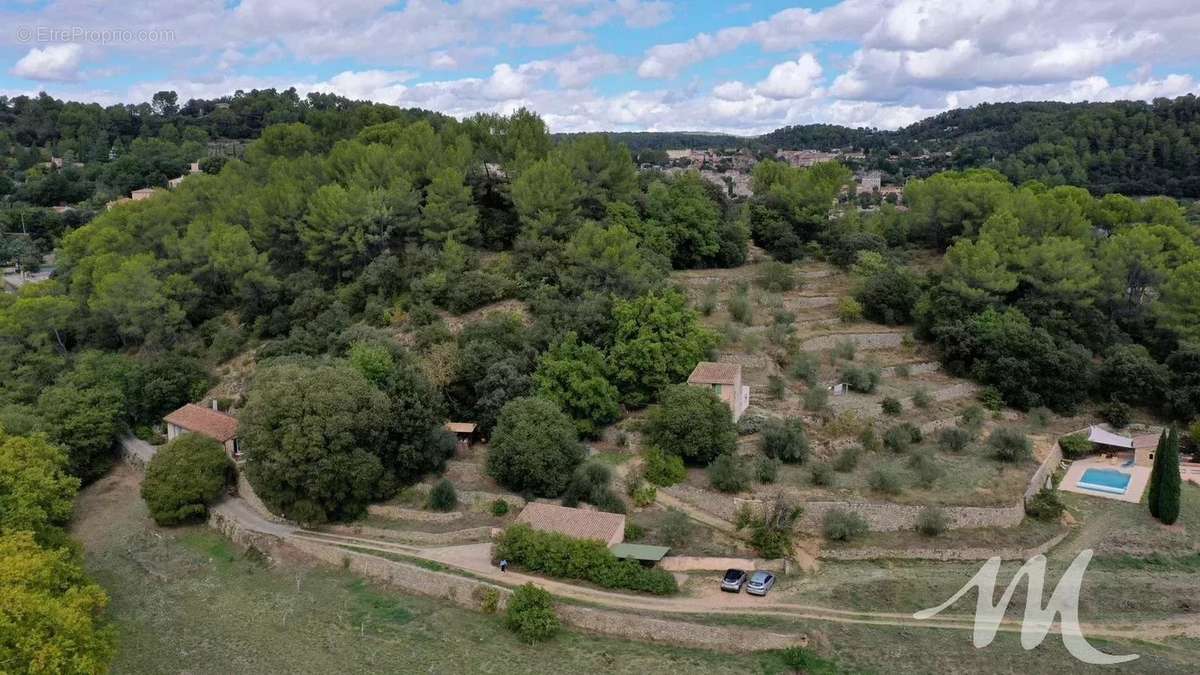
[[515, 503, 625, 543], [164, 404, 239, 443], [1132, 434, 1159, 450], [445, 422, 477, 434], [687, 361, 741, 385]]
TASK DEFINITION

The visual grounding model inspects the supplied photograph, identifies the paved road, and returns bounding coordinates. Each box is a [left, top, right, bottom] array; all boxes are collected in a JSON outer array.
[[119, 434, 157, 465]]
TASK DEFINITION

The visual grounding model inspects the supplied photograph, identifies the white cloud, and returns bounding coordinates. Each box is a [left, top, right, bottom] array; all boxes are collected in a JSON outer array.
[[482, 63, 534, 99], [756, 54, 823, 100], [11, 44, 85, 82]]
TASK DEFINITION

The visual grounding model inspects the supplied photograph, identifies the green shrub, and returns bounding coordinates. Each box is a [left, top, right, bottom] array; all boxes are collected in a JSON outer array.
[[881, 397, 902, 415], [736, 411, 767, 435], [776, 646, 839, 674], [749, 496, 801, 558], [734, 503, 756, 531], [810, 462, 834, 486], [505, 584, 560, 643], [833, 339, 857, 362], [912, 388, 932, 409], [959, 404, 986, 434], [767, 375, 787, 400], [756, 261, 797, 292], [1100, 400, 1131, 429], [822, 508, 868, 542], [141, 434, 232, 526], [859, 426, 881, 452], [491, 498, 510, 516], [988, 428, 1032, 463], [428, 478, 458, 512], [699, 282, 719, 316], [909, 451, 943, 489], [916, 506, 948, 536], [833, 445, 862, 472], [728, 290, 753, 325], [624, 523, 645, 541], [631, 483, 657, 507], [708, 454, 752, 493], [496, 525, 678, 595], [841, 365, 879, 393], [760, 418, 810, 463], [1028, 407, 1052, 428], [979, 387, 1004, 411], [756, 456, 780, 484], [561, 461, 625, 514], [868, 465, 904, 495], [937, 427, 972, 453], [479, 587, 500, 614], [1058, 434, 1093, 459], [893, 363, 911, 378], [790, 352, 819, 385], [1026, 488, 1065, 522], [643, 446, 686, 486], [883, 423, 921, 453], [659, 508, 694, 547], [836, 297, 864, 323], [803, 386, 829, 412]]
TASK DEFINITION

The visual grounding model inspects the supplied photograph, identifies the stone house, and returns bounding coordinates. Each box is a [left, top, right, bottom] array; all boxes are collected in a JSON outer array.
[[515, 502, 626, 547], [687, 361, 750, 421], [164, 402, 242, 461]]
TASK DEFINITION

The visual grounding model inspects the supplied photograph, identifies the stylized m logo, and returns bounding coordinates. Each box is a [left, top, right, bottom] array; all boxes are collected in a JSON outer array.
[[914, 549, 1137, 665]]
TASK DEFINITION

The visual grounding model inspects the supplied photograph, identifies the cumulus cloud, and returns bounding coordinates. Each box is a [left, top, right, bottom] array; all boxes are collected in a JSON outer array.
[[756, 54, 823, 100], [4, 0, 1200, 136], [11, 44, 85, 82]]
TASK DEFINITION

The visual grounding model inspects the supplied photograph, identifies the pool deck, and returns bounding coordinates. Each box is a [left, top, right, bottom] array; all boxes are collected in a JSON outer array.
[[1059, 456, 1149, 504]]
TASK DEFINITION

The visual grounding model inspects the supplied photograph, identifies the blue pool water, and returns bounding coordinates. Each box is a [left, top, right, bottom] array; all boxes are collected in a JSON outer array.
[[1078, 468, 1132, 494]]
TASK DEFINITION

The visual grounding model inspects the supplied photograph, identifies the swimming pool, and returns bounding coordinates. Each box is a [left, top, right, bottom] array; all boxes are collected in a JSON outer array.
[[1078, 468, 1132, 494]]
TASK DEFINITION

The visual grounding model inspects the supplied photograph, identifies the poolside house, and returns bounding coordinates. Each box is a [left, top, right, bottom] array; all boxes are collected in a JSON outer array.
[[1085, 425, 1159, 467], [687, 362, 750, 421]]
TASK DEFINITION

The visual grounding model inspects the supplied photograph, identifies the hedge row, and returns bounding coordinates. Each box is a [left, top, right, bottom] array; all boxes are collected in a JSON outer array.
[[494, 524, 677, 595]]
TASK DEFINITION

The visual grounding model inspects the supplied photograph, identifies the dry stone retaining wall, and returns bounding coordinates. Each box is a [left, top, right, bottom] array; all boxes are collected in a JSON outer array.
[[659, 556, 786, 572], [208, 511, 803, 653], [800, 332, 903, 352], [367, 504, 463, 523], [322, 523, 493, 546], [821, 529, 1069, 562], [796, 499, 1025, 532]]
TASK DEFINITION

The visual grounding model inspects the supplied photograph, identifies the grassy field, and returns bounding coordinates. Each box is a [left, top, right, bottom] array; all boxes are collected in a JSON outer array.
[[72, 465, 814, 675]]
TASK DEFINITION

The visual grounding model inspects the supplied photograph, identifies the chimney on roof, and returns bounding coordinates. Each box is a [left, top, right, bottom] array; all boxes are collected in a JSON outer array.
[[211, 399, 219, 411]]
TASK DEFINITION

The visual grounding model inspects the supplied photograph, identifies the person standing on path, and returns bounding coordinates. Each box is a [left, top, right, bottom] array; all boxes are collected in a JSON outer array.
[[500, 559, 508, 572]]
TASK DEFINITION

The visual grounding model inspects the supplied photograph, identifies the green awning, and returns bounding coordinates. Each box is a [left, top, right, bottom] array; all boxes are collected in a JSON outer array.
[[611, 543, 670, 562]]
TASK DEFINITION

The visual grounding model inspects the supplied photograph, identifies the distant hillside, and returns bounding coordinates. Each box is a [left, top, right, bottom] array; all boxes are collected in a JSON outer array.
[[554, 131, 749, 151], [578, 96, 1200, 197]]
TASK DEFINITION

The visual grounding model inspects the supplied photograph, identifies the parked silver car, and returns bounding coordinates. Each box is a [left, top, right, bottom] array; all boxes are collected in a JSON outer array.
[[746, 570, 776, 596], [720, 568, 747, 592]]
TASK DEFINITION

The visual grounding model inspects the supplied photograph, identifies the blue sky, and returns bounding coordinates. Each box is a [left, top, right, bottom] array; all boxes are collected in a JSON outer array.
[[1, 1, 1198, 133]]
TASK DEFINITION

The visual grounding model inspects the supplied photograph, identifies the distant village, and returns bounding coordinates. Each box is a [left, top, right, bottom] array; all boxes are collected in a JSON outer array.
[[646, 147, 906, 207]]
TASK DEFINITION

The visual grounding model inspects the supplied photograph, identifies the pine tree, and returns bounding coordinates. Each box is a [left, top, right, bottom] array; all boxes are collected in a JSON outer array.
[[1158, 427, 1182, 525], [1147, 430, 1166, 519]]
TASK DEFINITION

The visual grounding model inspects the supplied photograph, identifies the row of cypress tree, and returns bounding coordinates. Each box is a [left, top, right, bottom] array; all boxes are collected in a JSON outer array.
[[1147, 428, 1182, 525]]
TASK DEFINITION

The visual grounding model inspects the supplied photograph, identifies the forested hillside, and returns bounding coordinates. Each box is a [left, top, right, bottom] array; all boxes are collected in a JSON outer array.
[[597, 96, 1200, 197], [3, 98, 1200, 670]]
